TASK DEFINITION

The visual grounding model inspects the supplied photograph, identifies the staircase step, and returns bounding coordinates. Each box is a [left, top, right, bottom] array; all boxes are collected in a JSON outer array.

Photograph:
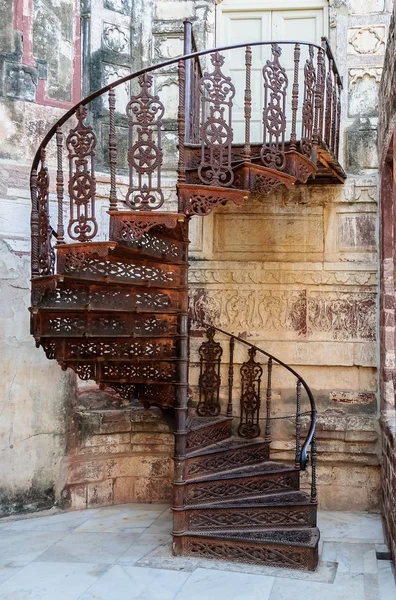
[[186, 461, 296, 482], [173, 491, 316, 532], [32, 311, 178, 338], [185, 437, 270, 477], [56, 243, 187, 288], [175, 464, 300, 506], [31, 278, 186, 313], [186, 417, 233, 452], [173, 527, 320, 571]]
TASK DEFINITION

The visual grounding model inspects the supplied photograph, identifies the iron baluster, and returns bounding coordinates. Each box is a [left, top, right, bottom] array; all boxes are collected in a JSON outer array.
[[178, 59, 186, 190], [227, 335, 235, 417], [66, 105, 98, 242], [310, 433, 318, 503], [238, 347, 262, 438], [265, 357, 272, 442], [30, 168, 39, 277], [108, 88, 118, 211], [300, 45, 316, 159], [312, 48, 324, 158], [183, 19, 192, 142], [56, 127, 65, 244], [335, 82, 341, 159], [197, 327, 223, 416], [261, 43, 288, 171], [126, 74, 165, 210], [198, 52, 235, 187], [295, 379, 302, 468], [331, 77, 337, 155], [290, 43, 300, 152], [243, 45, 252, 161], [37, 148, 55, 275], [324, 59, 333, 147]]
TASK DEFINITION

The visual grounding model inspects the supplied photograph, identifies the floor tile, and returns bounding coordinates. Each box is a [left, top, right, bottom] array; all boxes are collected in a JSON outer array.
[[145, 508, 173, 534], [0, 530, 66, 562], [117, 533, 171, 565], [318, 511, 384, 544], [74, 506, 164, 532], [35, 531, 142, 564], [378, 560, 396, 600], [269, 572, 365, 600], [174, 567, 275, 600], [79, 564, 190, 600], [3, 510, 97, 533], [0, 561, 108, 599]]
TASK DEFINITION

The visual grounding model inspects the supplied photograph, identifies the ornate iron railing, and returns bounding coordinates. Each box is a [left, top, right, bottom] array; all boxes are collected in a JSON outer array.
[[191, 321, 317, 503], [30, 33, 343, 278]]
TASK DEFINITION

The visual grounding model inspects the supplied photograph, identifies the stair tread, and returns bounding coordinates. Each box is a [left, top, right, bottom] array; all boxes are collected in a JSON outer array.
[[187, 416, 233, 432], [175, 526, 320, 547], [184, 461, 298, 483], [186, 436, 269, 458], [176, 491, 314, 510]]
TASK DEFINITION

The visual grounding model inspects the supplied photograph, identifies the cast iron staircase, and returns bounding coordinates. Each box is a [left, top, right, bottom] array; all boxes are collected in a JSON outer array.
[[29, 23, 344, 571]]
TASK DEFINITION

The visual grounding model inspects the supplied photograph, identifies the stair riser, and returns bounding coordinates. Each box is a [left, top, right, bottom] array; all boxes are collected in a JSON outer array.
[[32, 281, 186, 313], [173, 535, 318, 571], [186, 420, 232, 452], [185, 443, 270, 478], [39, 337, 177, 361], [57, 251, 186, 288], [177, 471, 300, 506], [173, 504, 316, 533], [33, 312, 178, 338]]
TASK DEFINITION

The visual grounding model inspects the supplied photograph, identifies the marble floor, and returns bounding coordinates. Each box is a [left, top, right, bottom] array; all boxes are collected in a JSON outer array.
[[0, 504, 394, 599]]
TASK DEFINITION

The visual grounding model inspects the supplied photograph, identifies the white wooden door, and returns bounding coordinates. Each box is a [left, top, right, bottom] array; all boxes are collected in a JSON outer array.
[[217, 3, 328, 143]]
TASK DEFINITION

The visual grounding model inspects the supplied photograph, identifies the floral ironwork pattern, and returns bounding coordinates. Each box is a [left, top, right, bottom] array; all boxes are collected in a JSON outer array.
[[197, 327, 223, 416], [197, 52, 235, 187], [36, 149, 55, 275], [238, 347, 263, 438], [126, 74, 165, 210], [261, 44, 288, 171], [66, 105, 98, 242], [300, 46, 316, 158]]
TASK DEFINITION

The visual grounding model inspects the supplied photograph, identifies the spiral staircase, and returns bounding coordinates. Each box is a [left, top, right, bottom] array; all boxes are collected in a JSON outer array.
[[29, 24, 345, 571]]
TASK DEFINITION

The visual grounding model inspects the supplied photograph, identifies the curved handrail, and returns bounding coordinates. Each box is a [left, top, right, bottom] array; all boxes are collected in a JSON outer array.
[[192, 318, 317, 471], [31, 38, 337, 173]]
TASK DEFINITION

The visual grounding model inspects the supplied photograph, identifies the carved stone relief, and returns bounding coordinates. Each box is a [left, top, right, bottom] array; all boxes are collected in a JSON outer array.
[[348, 26, 386, 56], [154, 35, 183, 61], [348, 0, 385, 14], [307, 292, 376, 341], [102, 23, 130, 54], [348, 68, 382, 117], [5, 64, 37, 101], [103, 64, 130, 112], [104, 0, 132, 15]]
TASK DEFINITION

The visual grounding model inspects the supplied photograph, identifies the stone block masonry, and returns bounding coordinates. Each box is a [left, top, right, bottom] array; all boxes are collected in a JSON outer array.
[[63, 407, 174, 509]]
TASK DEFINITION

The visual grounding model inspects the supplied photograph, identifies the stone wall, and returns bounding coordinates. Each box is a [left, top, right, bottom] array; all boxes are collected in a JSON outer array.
[[378, 2, 396, 568]]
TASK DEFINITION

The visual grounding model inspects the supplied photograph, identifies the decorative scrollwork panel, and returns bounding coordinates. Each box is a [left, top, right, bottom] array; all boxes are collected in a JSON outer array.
[[126, 74, 165, 210], [197, 327, 223, 416], [238, 348, 263, 438], [300, 46, 316, 158], [261, 44, 288, 171], [197, 52, 235, 187], [66, 105, 98, 242]]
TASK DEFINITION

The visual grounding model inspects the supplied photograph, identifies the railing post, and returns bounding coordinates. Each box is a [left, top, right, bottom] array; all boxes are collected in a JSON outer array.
[[56, 127, 65, 244], [295, 379, 302, 468], [108, 88, 118, 211], [313, 47, 324, 159], [30, 168, 39, 277], [243, 45, 252, 162], [183, 19, 192, 142], [265, 357, 272, 442], [310, 433, 318, 503], [178, 59, 186, 213], [290, 43, 300, 152], [227, 336, 235, 417]]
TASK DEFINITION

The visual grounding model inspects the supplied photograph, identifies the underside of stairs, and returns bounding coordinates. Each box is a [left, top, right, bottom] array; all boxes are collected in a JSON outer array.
[[172, 415, 319, 571]]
